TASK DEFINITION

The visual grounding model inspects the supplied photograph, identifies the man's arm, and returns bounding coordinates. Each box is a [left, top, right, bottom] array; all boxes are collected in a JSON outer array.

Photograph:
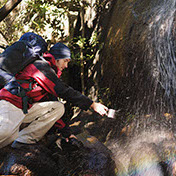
[[33, 60, 93, 110], [32, 60, 108, 114]]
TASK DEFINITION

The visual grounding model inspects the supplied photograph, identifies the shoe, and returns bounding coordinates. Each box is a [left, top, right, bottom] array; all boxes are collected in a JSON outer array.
[[11, 140, 35, 149]]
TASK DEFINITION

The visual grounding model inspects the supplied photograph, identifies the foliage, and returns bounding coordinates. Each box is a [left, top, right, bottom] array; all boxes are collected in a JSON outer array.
[[69, 30, 100, 64], [0, 0, 8, 8], [21, 0, 70, 41], [1, 0, 74, 44]]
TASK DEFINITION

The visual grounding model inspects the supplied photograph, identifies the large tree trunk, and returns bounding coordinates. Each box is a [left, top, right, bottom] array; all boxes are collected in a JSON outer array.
[[0, 0, 22, 22], [96, 0, 176, 117]]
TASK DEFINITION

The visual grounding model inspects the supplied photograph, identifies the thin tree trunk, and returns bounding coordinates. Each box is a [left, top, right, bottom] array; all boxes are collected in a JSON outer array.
[[0, 0, 22, 22], [80, 2, 85, 95]]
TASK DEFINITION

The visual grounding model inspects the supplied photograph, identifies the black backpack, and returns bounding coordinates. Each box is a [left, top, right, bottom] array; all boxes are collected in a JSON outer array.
[[0, 32, 48, 88], [0, 32, 48, 113]]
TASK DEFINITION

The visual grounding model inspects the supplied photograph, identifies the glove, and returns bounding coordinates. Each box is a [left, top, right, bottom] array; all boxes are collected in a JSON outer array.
[[61, 137, 84, 152], [69, 138, 84, 148], [59, 125, 71, 139]]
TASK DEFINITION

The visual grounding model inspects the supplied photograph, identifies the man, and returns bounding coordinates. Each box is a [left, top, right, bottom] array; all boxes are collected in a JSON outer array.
[[0, 35, 108, 149]]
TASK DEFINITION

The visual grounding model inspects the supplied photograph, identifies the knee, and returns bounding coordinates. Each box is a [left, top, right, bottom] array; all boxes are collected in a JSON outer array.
[[52, 102, 65, 119], [57, 102, 65, 117]]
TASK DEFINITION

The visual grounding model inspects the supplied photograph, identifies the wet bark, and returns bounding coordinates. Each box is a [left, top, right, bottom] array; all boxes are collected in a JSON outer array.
[[95, 0, 176, 117]]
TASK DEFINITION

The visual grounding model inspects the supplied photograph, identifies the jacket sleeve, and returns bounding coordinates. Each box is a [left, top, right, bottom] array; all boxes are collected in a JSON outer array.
[[32, 60, 93, 110]]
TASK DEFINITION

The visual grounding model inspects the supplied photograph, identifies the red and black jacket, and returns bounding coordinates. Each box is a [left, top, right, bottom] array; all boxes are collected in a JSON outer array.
[[0, 53, 93, 129]]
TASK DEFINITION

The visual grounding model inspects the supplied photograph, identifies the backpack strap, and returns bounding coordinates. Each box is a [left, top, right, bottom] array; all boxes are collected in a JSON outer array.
[[16, 78, 36, 114]]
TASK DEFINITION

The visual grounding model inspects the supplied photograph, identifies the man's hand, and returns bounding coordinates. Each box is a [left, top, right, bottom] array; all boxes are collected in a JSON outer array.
[[90, 102, 108, 116]]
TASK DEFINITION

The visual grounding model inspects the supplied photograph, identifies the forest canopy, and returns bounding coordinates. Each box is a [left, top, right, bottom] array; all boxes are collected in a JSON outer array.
[[0, 0, 104, 45]]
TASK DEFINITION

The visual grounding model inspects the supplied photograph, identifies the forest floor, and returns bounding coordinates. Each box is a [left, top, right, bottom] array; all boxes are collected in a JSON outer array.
[[1, 109, 176, 175], [0, 109, 118, 176]]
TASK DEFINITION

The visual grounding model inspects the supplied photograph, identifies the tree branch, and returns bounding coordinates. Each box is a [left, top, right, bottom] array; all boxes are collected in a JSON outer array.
[[0, 45, 6, 50], [0, 0, 22, 22]]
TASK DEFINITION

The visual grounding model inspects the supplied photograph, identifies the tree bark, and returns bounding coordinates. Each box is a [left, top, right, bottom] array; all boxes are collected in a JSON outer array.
[[0, 0, 22, 22]]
